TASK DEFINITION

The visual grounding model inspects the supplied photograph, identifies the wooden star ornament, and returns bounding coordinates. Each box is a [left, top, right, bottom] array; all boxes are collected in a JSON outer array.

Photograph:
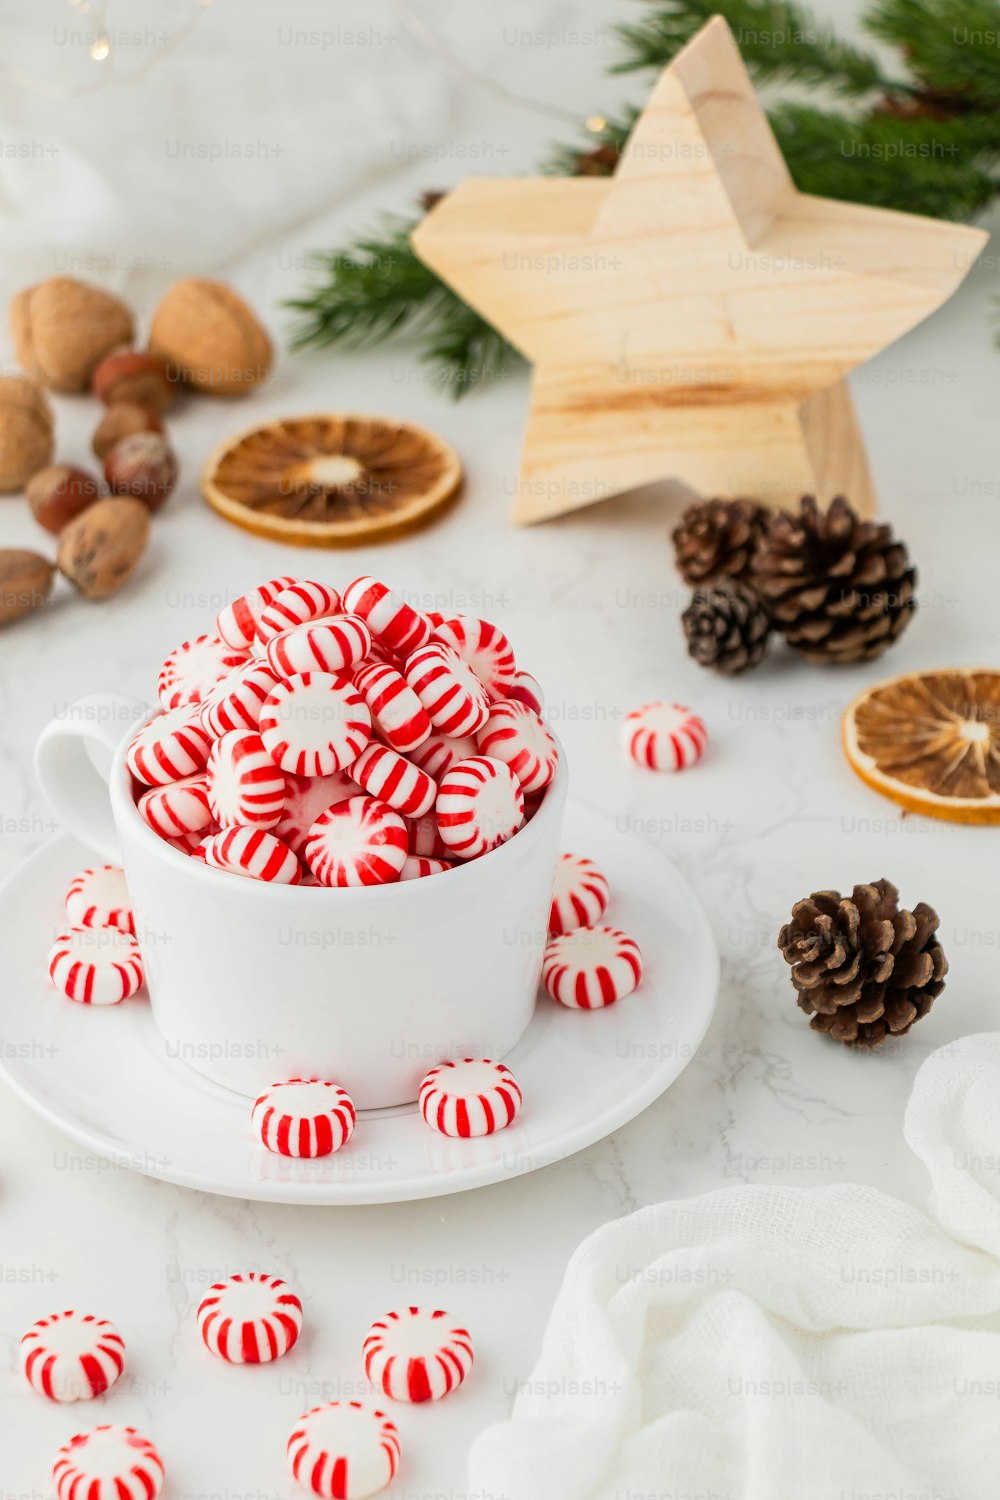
[[412, 16, 986, 525]]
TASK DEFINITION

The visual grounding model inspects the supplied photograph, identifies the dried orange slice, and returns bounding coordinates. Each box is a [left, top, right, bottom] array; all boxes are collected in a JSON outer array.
[[842, 669, 1000, 824], [201, 413, 462, 547]]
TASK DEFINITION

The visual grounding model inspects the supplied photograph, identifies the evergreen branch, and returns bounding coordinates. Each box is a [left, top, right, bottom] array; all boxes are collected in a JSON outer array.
[[866, 0, 1000, 106]]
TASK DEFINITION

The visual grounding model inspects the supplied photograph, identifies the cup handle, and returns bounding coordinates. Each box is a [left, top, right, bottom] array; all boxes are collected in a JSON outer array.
[[35, 692, 148, 862]]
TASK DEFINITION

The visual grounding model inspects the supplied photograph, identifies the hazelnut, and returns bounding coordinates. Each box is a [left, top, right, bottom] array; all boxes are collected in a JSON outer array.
[[149, 277, 271, 396], [103, 432, 178, 512], [57, 497, 150, 600], [92, 402, 164, 460], [0, 548, 55, 625], [11, 276, 135, 393], [27, 465, 101, 535], [0, 374, 54, 492], [92, 346, 176, 414]]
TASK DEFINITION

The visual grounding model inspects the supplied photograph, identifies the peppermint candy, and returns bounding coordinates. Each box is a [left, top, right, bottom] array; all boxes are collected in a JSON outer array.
[[287, 1402, 401, 1500], [49, 928, 143, 1005], [431, 614, 516, 698], [199, 827, 302, 885], [265, 616, 371, 678], [276, 770, 359, 859], [477, 699, 559, 794], [549, 853, 610, 935], [53, 1425, 164, 1500], [198, 1272, 303, 1364], [400, 855, 453, 881], [353, 661, 431, 754], [137, 774, 213, 839], [363, 1307, 474, 1403], [436, 756, 523, 860], [407, 730, 479, 782], [216, 576, 296, 648], [200, 660, 279, 736], [405, 643, 490, 737], [260, 672, 371, 777], [305, 796, 408, 887], [157, 634, 248, 711], [256, 580, 341, 643], [164, 828, 208, 857], [64, 865, 133, 933], [622, 702, 707, 771], [207, 729, 286, 829], [506, 670, 544, 715], [405, 813, 451, 860], [542, 924, 643, 1008], [419, 1058, 522, 1137], [127, 705, 211, 787], [22, 1311, 125, 1402], [252, 1079, 356, 1157], [351, 742, 436, 818], [342, 575, 429, 656]]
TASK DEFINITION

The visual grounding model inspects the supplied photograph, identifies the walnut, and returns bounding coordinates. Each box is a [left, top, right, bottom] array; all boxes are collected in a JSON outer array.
[[11, 276, 134, 393], [57, 496, 151, 600], [149, 278, 271, 396], [0, 374, 54, 492]]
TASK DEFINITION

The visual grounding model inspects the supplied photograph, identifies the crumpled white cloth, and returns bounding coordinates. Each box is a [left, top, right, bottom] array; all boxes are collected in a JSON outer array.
[[469, 1033, 1000, 1500]]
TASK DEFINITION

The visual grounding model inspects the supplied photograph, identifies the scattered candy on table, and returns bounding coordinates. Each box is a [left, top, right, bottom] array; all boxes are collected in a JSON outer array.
[[48, 927, 144, 1004], [53, 1425, 164, 1500], [22, 1311, 125, 1402], [622, 701, 707, 771], [287, 1401, 401, 1500], [549, 852, 610, 935], [543, 924, 644, 1009], [64, 865, 134, 933], [197, 1272, 303, 1364], [252, 1079, 356, 1157], [363, 1307, 474, 1403], [419, 1059, 523, 1138]]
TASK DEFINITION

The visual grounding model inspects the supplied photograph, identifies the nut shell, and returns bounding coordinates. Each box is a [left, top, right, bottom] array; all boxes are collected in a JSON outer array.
[[11, 276, 134, 393], [92, 402, 164, 459], [0, 548, 55, 625], [57, 496, 150, 600], [92, 345, 176, 413], [27, 464, 101, 534], [149, 278, 271, 396], [0, 374, 54, 492], [104, 432, 178, 512]]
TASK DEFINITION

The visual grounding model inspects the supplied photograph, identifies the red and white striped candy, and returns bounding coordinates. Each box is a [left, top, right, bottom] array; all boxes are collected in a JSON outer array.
[[199, 827, 301, 885], [127, 706, 211, 787], [406, 813, 451, 860], [255, 580, 341, 643], [419, 1058, 522, 1137], [354, 661, 431, 754], [252, 1079, 356, 1157], [198, 1272, 303, 1364], [276, 770, 359, 859], [406, 643, 490, 738], [306, 796, 408, 887], [157, 634, 249, 711], [549, 853, 610, 935], [351, 743, 435, 818], [477, 700, 559, 794], [436, 756, 523, 860], [505, 670, 544, 715], [65, 865, 133, 933], [216, 576, 296, 648], [542, 924, 643, 1009], [363, 1307, 474, 1403], [53, 1425, 164, 1500], [164, 828, 211, 857], [265, 616, 371, 678], [260, 672, 371, 777], [22, 1311, 125, 1402], [207, 729, 286, 828], [400, 855, 453, 881], [342, 575, 430, 657], [431, 615, 516, 699], [407, 730, 479, 782], [200, 660, 280, 737], [622, 702, 707, 771], [288, 1402, 401, 1500], [48, 928, 143, 1005], [137, 774, 212, 839]]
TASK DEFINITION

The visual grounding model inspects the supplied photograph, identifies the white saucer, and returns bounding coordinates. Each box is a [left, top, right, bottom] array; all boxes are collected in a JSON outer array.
[[0, 803, 718, 1204]]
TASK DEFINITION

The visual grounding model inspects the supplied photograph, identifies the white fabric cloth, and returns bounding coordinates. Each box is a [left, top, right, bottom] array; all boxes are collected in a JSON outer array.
[[469, 1032, 1000, 1499]]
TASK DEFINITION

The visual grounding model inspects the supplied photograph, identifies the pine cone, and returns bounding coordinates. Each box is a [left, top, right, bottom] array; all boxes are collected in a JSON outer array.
[[778, 879, 947, 1048], [682, 581, 772, 676], [751, 495, 916, 665], [671, 497, 768, 587]]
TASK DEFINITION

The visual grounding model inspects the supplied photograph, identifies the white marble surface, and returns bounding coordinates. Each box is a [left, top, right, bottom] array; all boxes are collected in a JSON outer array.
[[1, 0, 998, 1492]]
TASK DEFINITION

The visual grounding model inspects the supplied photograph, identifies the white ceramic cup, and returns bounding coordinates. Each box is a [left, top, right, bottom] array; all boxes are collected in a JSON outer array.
[[35, 693, 567, 1109]]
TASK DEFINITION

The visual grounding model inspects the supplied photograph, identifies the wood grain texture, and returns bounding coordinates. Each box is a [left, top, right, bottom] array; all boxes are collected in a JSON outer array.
[[412, 16, 986, 525]]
